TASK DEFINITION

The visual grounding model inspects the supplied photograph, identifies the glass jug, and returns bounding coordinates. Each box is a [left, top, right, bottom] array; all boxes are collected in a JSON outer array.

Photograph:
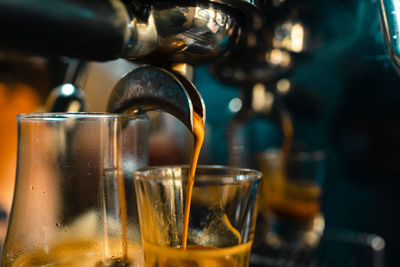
[[2, 112, 148, 267]]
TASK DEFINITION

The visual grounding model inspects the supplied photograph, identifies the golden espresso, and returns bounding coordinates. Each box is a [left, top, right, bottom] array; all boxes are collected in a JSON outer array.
[[10, 239, 144, 267], [143, 241, 252, 267], [182, 112, 204, 249]]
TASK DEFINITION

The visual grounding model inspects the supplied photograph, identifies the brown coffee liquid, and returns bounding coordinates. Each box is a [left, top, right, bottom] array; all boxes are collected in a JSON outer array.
[[182, 112, 205, 249], [143, 240, 251, 267]]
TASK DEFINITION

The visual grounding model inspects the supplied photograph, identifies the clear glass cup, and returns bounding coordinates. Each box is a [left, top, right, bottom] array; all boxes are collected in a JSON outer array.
[[2, 112, 149, 267], [133, 165, 262, 267], [257, 149, 326, 251]]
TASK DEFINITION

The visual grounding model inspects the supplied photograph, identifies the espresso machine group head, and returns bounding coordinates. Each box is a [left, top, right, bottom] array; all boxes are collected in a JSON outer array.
[[103, 0, 265, 131], [0, 0, 262, 61], [0, 0, 266, 131]]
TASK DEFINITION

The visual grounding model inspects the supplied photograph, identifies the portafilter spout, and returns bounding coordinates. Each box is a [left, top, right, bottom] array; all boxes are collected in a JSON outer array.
[[106, 65, 205, 132]]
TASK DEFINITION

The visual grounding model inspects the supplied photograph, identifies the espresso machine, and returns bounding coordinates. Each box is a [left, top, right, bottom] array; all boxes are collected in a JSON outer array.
[[1, 0, 400, 266]]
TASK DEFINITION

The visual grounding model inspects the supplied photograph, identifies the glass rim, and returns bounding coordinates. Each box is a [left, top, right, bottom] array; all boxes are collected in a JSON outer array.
[[133, 165, 263, 183], [17, 112, 145, 120]]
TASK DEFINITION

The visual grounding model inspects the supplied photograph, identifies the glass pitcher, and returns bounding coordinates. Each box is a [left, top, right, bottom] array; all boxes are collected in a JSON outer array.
[[2, 112, 148, 267]]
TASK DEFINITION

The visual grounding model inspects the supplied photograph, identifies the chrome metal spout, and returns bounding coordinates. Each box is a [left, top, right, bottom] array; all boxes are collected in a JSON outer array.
[[106, 66, 205, 132]]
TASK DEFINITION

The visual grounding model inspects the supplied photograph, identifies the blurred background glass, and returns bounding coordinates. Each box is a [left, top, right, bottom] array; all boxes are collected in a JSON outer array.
[[257, 149, 326, 251]]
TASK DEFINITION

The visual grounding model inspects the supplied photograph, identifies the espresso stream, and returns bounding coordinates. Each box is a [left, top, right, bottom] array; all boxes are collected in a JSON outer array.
[[182, 112, 205, 249], [118, 112, 204, 260], [85, 111, 204, 263]]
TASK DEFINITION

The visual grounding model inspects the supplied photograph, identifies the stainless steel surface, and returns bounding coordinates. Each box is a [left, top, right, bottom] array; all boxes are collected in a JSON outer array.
[[123, 1, 242, 64], [62, 60, 88, 90], [45, 59, 88, 112], [106, 66, 205, 132], [45, 84, 86, 112], [123, 0, 265, 64], [170, 68, 207, 125], [379, 0, 400, 71], [105, 0, 263, 135], [208, 0, 265, 29], [0, 0, 264, 63], [210, 0, 319, 85], [170, 63, 195, 82]]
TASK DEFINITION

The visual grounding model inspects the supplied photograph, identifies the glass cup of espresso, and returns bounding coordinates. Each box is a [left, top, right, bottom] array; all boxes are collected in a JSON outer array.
[[257, 149, 326, 251], [133, 165, 262, 267]]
